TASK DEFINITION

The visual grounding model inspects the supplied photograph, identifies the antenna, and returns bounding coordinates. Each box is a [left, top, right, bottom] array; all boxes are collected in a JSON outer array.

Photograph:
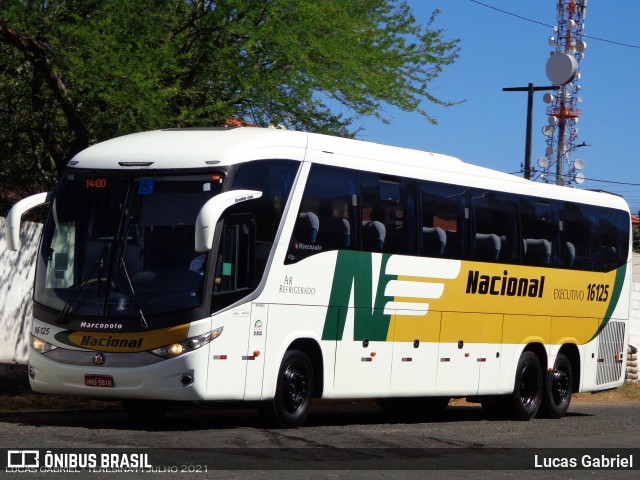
[[537, 157, 550, 168], [538, 0, 588, 186]]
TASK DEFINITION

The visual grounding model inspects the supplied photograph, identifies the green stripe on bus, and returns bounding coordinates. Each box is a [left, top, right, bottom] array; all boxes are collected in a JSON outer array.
[[321, 250, 394, 341], [588, 263, 627, 343]]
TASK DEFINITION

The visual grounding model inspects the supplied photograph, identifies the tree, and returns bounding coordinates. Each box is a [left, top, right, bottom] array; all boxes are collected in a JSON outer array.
[[0, 0, 459, 212]]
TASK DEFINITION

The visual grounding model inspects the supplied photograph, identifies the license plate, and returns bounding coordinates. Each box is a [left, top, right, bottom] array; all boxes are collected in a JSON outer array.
[[84, 374, 114, 388]]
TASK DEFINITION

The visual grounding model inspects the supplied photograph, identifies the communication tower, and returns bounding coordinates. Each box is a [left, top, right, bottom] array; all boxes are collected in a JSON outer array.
[[538, 0, 588, 186]]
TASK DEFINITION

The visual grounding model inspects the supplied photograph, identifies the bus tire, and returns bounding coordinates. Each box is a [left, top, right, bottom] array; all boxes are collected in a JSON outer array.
[[122, 400, 170, 423], [510, 351, 543, 421], [264, 349, 314, 428], [540, 353, 572, 419]]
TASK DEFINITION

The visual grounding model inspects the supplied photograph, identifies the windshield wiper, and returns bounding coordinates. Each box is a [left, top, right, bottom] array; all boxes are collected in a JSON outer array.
[[118, 256, 149, 329], [56, 244, 108, 325]]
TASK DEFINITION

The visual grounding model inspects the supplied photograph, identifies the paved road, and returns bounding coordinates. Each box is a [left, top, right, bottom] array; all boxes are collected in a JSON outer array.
[[0, 397, 638, 479]]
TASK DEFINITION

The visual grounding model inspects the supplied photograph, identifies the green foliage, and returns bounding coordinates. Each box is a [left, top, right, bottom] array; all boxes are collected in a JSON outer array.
[[0, 0, 460, 212], [633, 225, 640, 253]]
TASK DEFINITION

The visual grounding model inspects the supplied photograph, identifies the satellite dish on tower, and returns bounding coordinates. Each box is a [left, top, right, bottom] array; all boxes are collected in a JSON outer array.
[[542, 125, 554, 136], [574, 173, 585, 184], [538, 157, 550, 168], [546, 52, 578, 85], [574, 159, 585, 170], [575, 40, 587, 52]]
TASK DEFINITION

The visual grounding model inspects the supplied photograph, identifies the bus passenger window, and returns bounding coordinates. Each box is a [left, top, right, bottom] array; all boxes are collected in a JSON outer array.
[[419, 181, 468, 259], [471, 191, 518, 263], [600, 209, 630, 272], [520, 198, 562, 267], [285, 164, 358, 264], [232, 159, 299, 279], [564, 203, 598, 271], [362, 174, 416, 255]]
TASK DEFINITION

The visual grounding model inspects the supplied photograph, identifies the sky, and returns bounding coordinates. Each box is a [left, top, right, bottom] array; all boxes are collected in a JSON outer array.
[[353, 0, 640, 214]]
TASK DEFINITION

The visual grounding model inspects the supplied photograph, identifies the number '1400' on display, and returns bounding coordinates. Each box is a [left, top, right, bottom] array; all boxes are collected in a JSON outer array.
[[85, 178, 107, 188]]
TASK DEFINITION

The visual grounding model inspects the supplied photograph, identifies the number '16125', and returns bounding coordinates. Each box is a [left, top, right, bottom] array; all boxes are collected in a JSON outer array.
[[587, 283, 609, 302]]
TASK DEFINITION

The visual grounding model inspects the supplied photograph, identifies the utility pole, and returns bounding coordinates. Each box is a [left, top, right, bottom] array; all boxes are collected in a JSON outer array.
[[503, 83, 558, 180]]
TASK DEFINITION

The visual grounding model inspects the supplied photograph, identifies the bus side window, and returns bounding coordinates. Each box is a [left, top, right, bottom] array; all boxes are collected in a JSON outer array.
[[286, 164, 358, 263], [419, 181, 468, 260], [361, 174, 416, 256], [564, 203, 598, 271], [600, 209, 629, 272], [520, 197, 562, 267], [232, 159, 299, 278], [471, 190, 518, 264]]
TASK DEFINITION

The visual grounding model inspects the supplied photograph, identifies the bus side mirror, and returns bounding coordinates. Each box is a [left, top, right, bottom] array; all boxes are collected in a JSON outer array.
[[195, 190, 262, 252], [5, 191, 54, 251]]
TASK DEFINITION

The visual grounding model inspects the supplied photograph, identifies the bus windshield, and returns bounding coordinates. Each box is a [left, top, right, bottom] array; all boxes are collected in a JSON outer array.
[[34, 172, 224, 318]]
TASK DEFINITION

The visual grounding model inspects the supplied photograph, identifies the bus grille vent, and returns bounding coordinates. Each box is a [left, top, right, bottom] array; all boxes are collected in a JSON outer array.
[[596, 321, 626, 385]]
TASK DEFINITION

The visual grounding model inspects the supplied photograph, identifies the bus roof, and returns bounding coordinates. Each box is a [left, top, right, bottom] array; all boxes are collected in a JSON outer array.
[[69, 127, 309, 169], [68, 127, 629, 212]]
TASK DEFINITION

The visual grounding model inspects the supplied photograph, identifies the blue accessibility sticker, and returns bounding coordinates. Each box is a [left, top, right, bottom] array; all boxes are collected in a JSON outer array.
[[137, 179, 155, 195]]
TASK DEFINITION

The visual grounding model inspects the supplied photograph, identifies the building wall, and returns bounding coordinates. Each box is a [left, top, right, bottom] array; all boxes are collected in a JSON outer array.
[[0, 217, 41, 364], [629, 252, 640, 350]]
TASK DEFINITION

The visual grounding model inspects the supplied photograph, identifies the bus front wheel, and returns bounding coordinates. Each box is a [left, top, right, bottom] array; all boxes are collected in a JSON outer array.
[[263, 349, 314, 428], [540, 353, 573, 418], [510, 351, 543, 421]]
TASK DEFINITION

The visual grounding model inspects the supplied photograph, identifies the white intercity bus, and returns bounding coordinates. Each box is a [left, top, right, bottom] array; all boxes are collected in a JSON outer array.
[[6, 127, 631, 427]]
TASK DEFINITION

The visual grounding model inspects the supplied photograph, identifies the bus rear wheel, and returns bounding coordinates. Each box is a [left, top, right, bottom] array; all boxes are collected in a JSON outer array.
[[263, 349, 314, 428], [540, 353, 573, 418], [510, 351, 543, 421]]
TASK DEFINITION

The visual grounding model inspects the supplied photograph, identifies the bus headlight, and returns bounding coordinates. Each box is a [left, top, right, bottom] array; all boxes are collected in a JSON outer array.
[[150, 327, 223, 358], [30, 334, 57, 354]]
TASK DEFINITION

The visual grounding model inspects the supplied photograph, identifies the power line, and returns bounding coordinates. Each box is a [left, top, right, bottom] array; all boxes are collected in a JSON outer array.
[[467, 0, 640, 49], [582, 178, 640, 187], [467, 0, 553, 28], [511, 168, 640, 189]]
